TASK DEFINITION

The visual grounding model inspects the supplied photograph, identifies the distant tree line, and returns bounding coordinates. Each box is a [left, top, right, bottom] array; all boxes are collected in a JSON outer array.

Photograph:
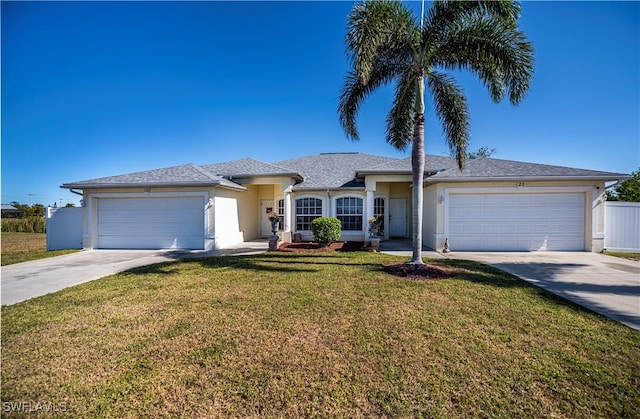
[[2, 201, 75, 219], [1, 201, 75, 233]]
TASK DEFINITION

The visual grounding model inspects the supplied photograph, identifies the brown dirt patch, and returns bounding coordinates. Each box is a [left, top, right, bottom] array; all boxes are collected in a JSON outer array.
[[278, 241, 364, 253], [382, 263, 456, 281]]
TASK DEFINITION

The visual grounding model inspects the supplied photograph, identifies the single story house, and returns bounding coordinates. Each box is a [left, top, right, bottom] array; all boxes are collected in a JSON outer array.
[[61, 152, 627, 252], [1, 204, 23, 218]]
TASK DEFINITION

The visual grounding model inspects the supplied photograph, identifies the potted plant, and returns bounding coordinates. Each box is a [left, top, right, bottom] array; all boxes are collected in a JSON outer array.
[[267, 211, 280, 235], [368, 214, 384, 238]]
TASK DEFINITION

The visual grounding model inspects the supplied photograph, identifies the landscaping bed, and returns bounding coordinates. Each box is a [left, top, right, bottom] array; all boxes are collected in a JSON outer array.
[[278, 240, 364, 253]]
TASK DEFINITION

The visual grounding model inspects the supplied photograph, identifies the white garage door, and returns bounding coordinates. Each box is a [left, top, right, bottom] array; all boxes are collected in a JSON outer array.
[[98, 197, 204, 249], [448, 193, 585, 251]]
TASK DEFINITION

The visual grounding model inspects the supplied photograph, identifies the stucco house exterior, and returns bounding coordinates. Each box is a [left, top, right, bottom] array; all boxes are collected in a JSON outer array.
[[61, 152, 627, 253]]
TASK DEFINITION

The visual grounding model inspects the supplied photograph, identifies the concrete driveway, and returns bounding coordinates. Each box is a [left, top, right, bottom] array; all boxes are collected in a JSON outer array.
[[1, 241, 268, 306], [449, 252, 640, 331]]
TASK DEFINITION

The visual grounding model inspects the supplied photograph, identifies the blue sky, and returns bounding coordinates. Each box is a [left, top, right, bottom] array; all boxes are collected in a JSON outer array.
[[2, 1, 638, 207]]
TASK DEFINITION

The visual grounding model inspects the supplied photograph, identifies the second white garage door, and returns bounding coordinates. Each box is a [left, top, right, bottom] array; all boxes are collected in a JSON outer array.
[[98, 197, 205, 249], [448, 193, 585, 251]]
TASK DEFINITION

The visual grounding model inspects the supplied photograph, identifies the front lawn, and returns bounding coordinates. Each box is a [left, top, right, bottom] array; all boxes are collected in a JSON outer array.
[[0, 232, 78, 266], [2, 252, 638, 417], [604, 251, 640, 261]]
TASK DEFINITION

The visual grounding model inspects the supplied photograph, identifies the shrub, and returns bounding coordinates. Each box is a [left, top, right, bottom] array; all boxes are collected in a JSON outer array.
[[1, 217, 46, 233], [310, 217, 342, 247]]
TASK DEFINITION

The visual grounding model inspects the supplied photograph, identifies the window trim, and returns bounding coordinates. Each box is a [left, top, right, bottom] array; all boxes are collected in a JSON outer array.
[[294, 195, 325, 232], [334, 194, 365, 232], [276, 197, 285, 231]]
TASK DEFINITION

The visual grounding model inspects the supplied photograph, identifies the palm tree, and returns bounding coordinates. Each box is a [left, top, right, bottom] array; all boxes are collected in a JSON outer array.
[[339, 0, 534, 264]]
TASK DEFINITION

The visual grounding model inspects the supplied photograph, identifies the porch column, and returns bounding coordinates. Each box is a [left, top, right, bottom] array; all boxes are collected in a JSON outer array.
[[365, 189, 375, 244], [284, 187, 293, 237]]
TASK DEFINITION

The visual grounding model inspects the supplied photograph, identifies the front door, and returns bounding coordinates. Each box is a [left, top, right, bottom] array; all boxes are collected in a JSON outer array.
[[389, 198, 407, 237], [260, 200, 274, 237]]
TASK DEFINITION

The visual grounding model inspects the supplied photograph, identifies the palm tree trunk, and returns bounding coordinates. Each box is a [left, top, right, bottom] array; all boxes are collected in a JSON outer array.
[[409, 76, 426, 265]]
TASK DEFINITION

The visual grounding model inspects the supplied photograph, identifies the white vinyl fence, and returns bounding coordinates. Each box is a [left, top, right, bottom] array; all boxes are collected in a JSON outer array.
[[46, 207, 83, 251], [604, 201, 640, 253]]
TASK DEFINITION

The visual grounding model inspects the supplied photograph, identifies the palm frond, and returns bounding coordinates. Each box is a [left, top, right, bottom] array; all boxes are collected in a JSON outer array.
[[423, 0, 522, 34], [338, 62, 399, 141], [430, 15, 534, 105], [427, 71, 470, 169], [422, 0, 522, 56], [346, 0, 416, 83], [386, 70, 417, 151]]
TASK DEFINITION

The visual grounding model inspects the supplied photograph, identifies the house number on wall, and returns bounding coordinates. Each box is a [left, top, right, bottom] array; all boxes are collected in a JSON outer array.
[[515, 182, 525, 187]]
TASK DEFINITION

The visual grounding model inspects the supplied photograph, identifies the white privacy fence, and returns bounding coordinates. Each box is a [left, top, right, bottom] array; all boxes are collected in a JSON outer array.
[[46, 207, 83, 251], [604, 202, 640, 253]]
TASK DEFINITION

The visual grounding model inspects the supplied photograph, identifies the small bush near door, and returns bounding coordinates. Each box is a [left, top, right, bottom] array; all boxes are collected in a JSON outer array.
[[311, 217, 342, 247]]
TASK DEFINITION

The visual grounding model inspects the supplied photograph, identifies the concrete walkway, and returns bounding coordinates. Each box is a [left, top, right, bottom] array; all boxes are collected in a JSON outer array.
[[1, 241, 268, 306], [380, 241, 640, 331]]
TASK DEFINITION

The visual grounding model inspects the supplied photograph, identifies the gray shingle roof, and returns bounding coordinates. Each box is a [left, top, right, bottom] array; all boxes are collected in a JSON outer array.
[[61, 163, 245, 190], [201, 158, 302, 179], [274, 153, 399, 190], [357, 155, 460, 175], [61, 153, 628, 191], [427, 157, 627, 182]]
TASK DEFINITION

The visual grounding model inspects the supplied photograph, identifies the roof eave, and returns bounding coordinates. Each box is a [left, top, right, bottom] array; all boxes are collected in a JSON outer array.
[[424, 175, 630, 183], [60, 181, 247, 191]]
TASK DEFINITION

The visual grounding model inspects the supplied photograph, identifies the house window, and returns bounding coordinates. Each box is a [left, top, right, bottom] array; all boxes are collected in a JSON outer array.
[[277, 198, 285, 231], [374, 197, 385, 218], [295, 197, 322, 231], [336, 197, 363, 231], [372, 197, 385, 235]]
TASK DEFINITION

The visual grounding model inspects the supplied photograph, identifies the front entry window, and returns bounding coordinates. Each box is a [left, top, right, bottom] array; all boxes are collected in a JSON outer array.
[[372, 197, 385, 236], [277, 199, 285, 230], [336, 197, 363, 231], [296, 198, 322, 231]]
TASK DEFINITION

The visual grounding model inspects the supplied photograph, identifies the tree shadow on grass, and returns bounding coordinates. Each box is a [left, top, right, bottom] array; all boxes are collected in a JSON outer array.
[[428, 259, 591, 311], [432, 259, 531, 288], [123, 251, 386, 277], [123, 254, 321, 276], [436, 259, 640, 329]]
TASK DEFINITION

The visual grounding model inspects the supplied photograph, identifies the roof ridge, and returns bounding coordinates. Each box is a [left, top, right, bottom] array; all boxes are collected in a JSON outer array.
[[188, 163, 225, 181]]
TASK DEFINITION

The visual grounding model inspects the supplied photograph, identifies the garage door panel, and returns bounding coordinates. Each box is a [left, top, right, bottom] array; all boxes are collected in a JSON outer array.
[[448, 192, 585, 251], [98, 197, 204, 249]]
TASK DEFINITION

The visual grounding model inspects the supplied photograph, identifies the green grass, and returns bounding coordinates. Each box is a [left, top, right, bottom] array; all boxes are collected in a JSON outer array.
[[1, 232, 79, 265], [604, 251, 640, 261], [2, 252, 639, 417]]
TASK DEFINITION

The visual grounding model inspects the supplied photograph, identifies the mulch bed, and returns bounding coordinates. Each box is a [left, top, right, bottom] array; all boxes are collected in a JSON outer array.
[[278, 241, 455, 281], [381, 263, 456, 281], [278, 241, 364, 253]]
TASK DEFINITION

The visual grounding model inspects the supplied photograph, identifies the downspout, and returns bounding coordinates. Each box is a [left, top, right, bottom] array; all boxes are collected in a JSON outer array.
[[605, 181, 621, 191], [69, 189, 85, 207]]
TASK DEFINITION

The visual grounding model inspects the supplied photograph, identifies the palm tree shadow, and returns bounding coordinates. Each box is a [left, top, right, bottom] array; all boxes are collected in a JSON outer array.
[[431, 259, 595, 312]]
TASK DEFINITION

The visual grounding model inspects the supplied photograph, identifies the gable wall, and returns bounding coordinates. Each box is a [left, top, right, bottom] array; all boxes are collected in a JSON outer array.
[[229, 185, 258, 241], [424, 185, 439, 250]]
